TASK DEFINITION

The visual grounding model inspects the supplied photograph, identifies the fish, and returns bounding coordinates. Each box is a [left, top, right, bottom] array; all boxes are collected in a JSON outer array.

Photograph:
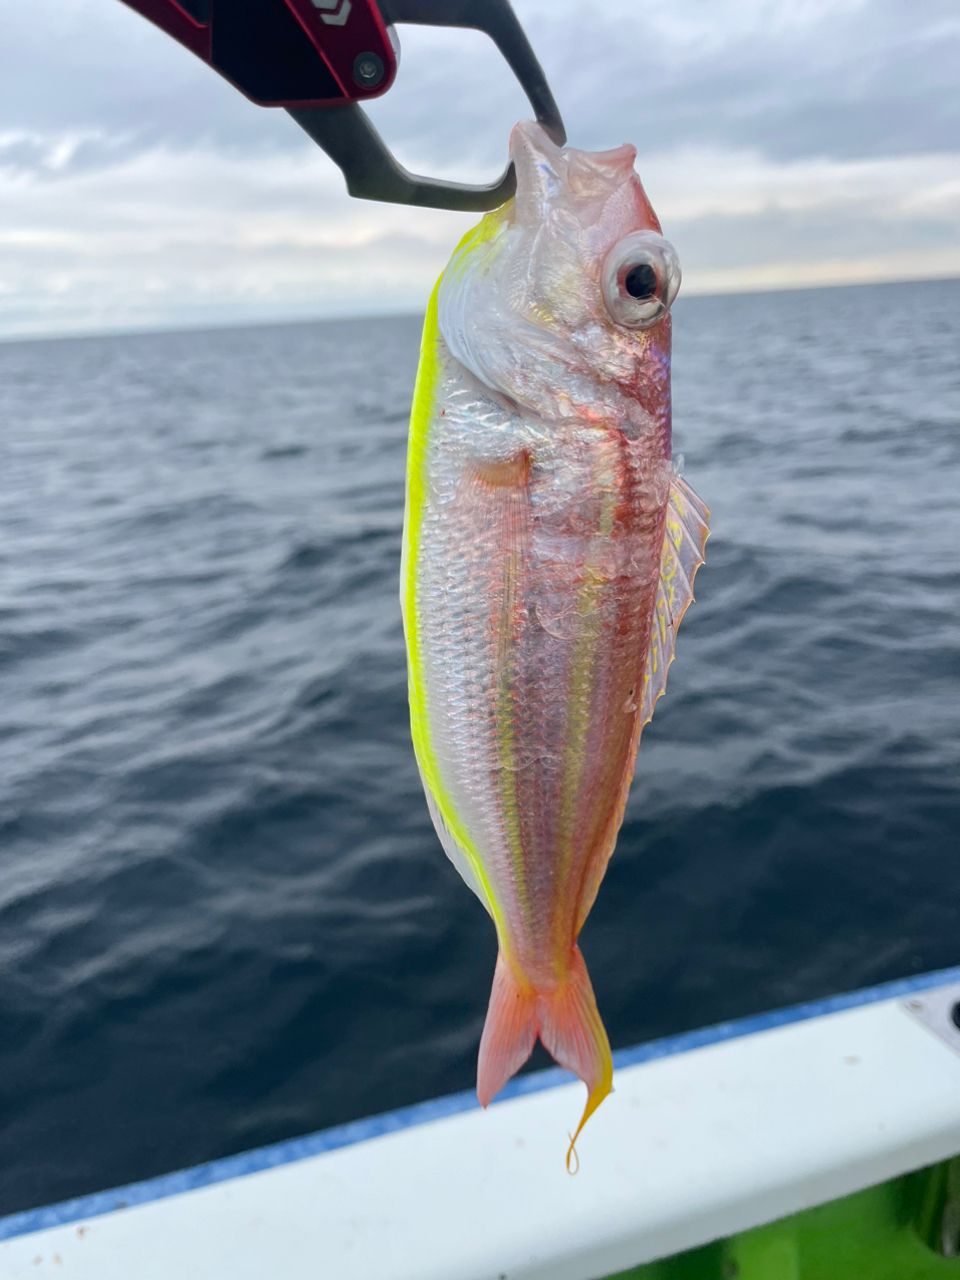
[[401, 121, 709, 1166]]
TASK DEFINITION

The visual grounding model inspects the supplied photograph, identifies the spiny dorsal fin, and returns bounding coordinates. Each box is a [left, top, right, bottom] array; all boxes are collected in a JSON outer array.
[[639, 473, 710, 729]]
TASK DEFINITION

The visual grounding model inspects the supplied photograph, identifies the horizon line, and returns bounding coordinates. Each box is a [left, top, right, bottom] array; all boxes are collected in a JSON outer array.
[[1, 271, 957, 349]]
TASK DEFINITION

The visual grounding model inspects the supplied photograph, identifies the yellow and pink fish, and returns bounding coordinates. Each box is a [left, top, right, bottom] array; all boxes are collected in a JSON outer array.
[[401, 121, 709, 1165]]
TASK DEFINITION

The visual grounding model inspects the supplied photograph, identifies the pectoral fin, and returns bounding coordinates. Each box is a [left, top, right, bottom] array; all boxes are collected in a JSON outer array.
[[640, 473, 710, 728]]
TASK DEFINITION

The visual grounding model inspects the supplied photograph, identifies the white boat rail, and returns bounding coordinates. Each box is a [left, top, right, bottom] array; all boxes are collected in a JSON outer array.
[[3, 965, 960, 1279]]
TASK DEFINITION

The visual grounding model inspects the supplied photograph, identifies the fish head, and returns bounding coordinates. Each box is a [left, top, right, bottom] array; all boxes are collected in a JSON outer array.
[[437, 120, 680, 438]]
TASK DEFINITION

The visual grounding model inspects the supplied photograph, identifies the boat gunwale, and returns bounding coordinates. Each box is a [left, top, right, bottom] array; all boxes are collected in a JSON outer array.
[[3, 963, 960, 1243]]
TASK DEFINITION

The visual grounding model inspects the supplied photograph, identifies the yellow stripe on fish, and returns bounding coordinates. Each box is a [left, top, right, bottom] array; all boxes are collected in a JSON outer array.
[[401, 279, 512, 951]]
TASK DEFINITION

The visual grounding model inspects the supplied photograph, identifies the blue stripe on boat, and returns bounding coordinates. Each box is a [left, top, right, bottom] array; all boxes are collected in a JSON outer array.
[[2, 964, 958, 1243]]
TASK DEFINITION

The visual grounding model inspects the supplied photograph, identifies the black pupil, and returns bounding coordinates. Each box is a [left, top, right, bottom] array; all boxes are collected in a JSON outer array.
[[624, 262, 657, 300]]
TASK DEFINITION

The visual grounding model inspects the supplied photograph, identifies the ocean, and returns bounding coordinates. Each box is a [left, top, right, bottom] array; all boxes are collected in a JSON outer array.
[[1, 277, 958, 1216]]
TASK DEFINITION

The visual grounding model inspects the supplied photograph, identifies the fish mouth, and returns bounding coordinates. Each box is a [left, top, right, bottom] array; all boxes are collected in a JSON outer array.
[[509, 120, 640, 228]]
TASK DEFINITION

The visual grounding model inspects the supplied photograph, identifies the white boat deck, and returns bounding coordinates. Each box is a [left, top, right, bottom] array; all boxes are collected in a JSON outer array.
[[3, 968, 960, 1280]]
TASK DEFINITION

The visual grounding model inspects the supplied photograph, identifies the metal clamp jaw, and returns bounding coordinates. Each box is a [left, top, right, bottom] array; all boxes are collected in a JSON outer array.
[[119, 0, 565, 210]]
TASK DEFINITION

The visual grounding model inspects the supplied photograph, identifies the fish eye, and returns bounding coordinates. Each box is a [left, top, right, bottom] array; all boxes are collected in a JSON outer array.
[[624, 263, 657, 299], [601, 231, 681, 330]]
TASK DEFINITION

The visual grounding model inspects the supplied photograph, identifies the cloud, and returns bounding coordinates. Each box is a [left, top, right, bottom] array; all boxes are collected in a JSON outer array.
[[652, 147, 960, 289], [549, 0, 960, 164], [0, 0, 958, 337], [0, 141, 472, 337], [6, 1, 959, 166]]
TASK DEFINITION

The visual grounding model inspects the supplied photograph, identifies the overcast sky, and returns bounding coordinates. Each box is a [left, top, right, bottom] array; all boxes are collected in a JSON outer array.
[[1, 0, 958, 338]]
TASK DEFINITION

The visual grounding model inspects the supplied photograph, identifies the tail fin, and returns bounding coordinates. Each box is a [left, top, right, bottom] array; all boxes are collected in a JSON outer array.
[[476, 952, 539, 1109], [477, 946, 613, 1170], [540, 947, 614, 1170]]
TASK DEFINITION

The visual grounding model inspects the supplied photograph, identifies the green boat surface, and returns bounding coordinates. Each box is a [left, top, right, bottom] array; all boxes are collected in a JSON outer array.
[[613, 1159, 960, 1279]]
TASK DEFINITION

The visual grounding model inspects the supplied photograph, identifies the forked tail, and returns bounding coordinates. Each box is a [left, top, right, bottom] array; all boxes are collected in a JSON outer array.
[[477, 946, 613, 1170]]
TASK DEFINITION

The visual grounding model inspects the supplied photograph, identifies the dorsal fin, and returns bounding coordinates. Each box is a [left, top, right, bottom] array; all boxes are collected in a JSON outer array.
[[640, 473, 710, 729]]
